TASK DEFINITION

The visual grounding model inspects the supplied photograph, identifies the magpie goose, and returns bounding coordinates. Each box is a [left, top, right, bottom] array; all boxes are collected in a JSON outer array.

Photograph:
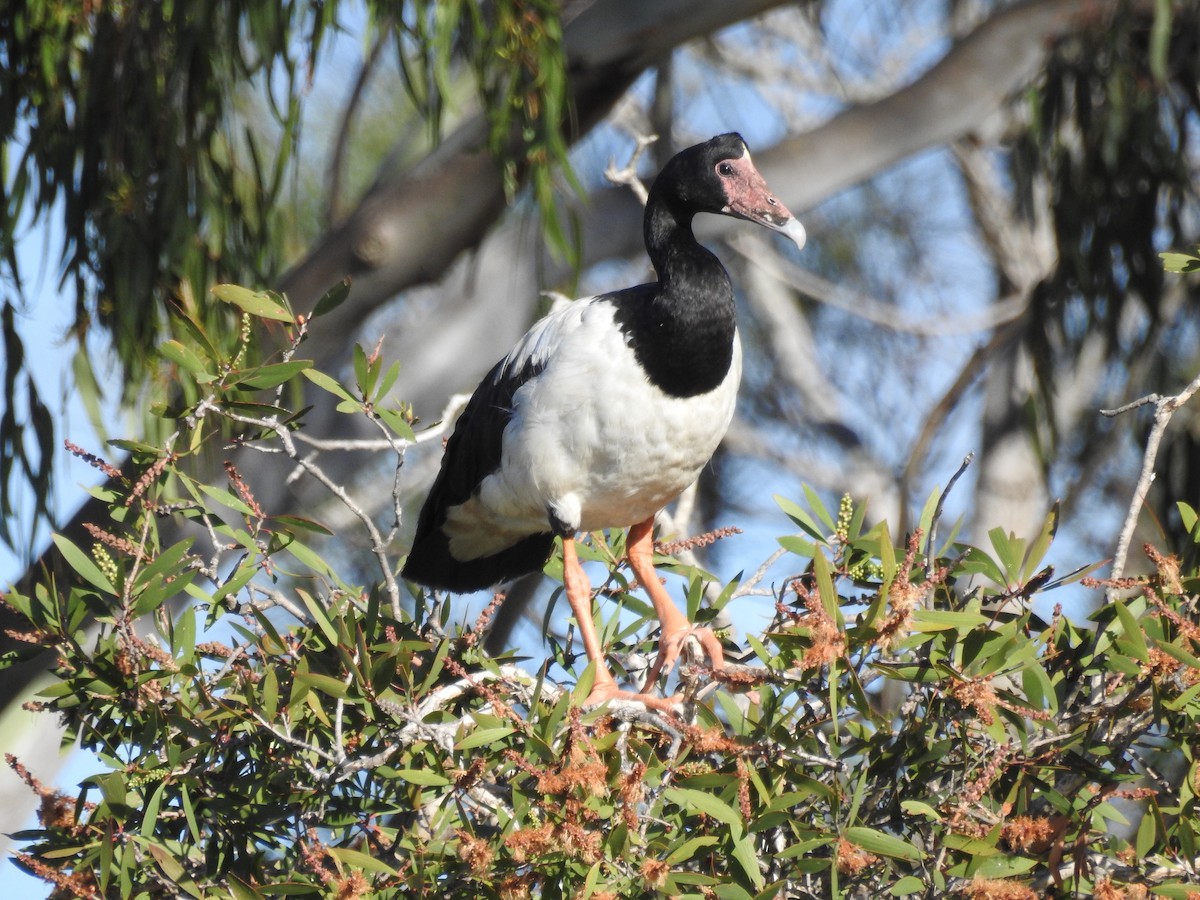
[[402, 133, 806, 709]]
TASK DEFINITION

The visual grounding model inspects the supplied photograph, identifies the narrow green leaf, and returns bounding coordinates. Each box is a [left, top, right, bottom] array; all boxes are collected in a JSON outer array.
[[1178, 501, 1199, 537], [1155, 639, 1200, 670], [353, 344, 370, 395], [392, 768, 450, 787], [663, 787, 742, 828], [159, 339, 209, 375], [731, 830, 764, 890], [181, 785, 200, 840], [377, 359, 402, 400], [777, 534, 817, 558], [198, 482, 257, 517], [1113, 599, 1149, 663], [294, 671, 350, 699], [212, 284, 294, 322], [377, 407, 416, 441], [1136, 799, 1158, 858], [146, 843, 198, 897], [137, 538, 196, 586], [1021, 503, 1058, 582], [52, 533, 116, 595], [140, 781, 168, 838], [298, 588, 338, 644], [812, 551, 840, 623], [774, 494, 828, 543], [802, 484, 837, 533], [227, 876, 267, 900], [456, 726, 515, 750], [843, 826, 924, 861], [301, 368, 358, 404], [312, 277, 351, 318], [228, 360, 312, 390], [910, 609, 989, 632], [261, 666, 279, 722], [326, 847, 399, 877], [664, 835, 720, 865]]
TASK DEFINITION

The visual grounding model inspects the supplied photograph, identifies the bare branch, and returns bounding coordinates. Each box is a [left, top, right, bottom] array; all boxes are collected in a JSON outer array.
[[604, 132, 658, 205], [1106, 369, 1200, 589]]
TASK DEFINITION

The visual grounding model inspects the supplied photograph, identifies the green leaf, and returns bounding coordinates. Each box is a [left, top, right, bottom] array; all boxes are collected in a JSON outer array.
[[1113, 599, 1150, 663], [376, 407, 416, 442], [1160, 250, 1200, 273], [312, 277, 351, 318], [145, 843, 199, 897], [775, 494, 828, 543], [294, 671, 350, 699], [228, 877, 267, 900], [1155, 639, 1200, 671], [1022, 503, 1059, 582], [298, 588, 338, 645], [663, 787, 742, 828], [392, 768, 450, 787], [270, 515, 333, 536], [910, 608, 989, 632], [198, 482, 257, 517], [843, 826, 924, 861], [899, 800, 941, 820], [52, 533, 116, 595], [301, 368, 358, 405], [777, 534, 817, 558], [353, 344, 370, 396], [731, 830, 764, 889], [456, 726, 516, 750], [377, 359, 402, 400], [325, 847, 399, 877], [212, 284, 294, 322], [261, 666, 279, 722], [960, 854, 1037, 879], [228, 360, 312, 390], [664, 835, 720, 865], [1179, 501, 1200, 539], [159, 339, 210, 375], [711, 885, 754, 900], [140, 781, 168, 837], [803, 484, 837, 533]]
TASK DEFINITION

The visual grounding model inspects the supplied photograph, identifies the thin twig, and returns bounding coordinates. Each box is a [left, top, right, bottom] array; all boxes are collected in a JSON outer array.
[[925, 453, 974, 577], [210, 399, 403, 616], [1106, 369, 1200, 591], [731, 546, 788, 599], [604, 132, 658, 205], [729, 233, 1031, 336]]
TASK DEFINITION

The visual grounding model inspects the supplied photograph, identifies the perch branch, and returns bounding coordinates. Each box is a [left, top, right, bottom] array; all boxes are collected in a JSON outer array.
[[1103, 368, 1200, 590]]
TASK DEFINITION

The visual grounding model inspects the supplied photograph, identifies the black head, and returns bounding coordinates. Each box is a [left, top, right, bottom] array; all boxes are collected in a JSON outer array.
[[651, 133, 806, 248]]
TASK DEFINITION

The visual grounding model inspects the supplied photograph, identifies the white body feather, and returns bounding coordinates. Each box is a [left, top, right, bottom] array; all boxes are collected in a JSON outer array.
[[442, 297, 741, 560]]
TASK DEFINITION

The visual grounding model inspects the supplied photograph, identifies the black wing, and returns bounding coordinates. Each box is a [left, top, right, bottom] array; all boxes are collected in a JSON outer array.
[[401, 353, 554, 592]]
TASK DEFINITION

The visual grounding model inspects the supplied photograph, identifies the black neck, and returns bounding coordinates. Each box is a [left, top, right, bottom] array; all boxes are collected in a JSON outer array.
[[609, 195, 737, 398]]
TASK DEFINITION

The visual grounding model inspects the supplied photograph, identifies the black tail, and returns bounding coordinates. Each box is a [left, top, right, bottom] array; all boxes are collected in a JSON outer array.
[[402, 526, 554, 592], [402, 353, 555, 592]]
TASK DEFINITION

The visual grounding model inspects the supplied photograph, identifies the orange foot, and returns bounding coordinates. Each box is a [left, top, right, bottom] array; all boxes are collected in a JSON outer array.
[[583, 674, 685, 714], [637, 622, 724, 694]]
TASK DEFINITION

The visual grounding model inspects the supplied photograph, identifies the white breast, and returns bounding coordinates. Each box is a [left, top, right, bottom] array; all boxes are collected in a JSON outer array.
[[443, 300, 741, 560]]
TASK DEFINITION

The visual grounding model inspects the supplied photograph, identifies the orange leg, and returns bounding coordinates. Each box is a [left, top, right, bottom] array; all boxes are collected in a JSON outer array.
[[561, 535, 680, 713], [625, 517, 725, 693]]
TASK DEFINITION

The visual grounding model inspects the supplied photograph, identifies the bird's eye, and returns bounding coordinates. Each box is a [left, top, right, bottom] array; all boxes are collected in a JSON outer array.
[[717, 162, 734, 177]]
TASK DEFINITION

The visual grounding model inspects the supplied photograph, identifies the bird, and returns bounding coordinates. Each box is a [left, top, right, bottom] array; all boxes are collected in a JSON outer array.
[[402, 132, 806, 710]]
